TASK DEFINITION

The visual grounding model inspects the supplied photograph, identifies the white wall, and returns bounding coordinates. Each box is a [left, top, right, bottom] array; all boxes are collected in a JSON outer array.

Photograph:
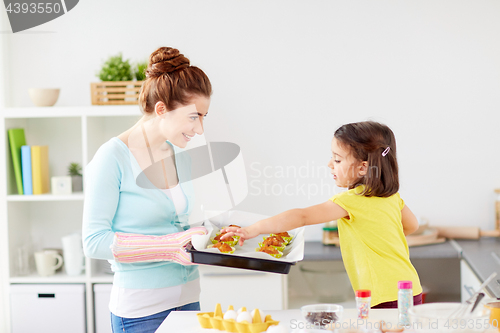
[[4, 0, 500, 240]]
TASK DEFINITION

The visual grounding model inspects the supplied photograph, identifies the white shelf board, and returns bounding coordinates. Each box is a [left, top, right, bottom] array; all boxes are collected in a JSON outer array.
[[10, 271, 87, 283], [7, 192, 84, 201], [90, 273, 114, 283], [3, 105, 141, 118]]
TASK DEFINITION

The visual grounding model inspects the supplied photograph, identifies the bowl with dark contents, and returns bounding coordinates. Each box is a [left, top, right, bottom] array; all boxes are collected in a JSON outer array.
[[301, 304, 343, 328]]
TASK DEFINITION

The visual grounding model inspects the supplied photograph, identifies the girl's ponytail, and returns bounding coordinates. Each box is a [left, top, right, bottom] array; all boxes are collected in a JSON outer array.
[[334, 121, 399, 197]]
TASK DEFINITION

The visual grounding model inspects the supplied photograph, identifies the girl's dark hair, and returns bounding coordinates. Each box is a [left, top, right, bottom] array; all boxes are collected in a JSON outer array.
[[139, 47, 212, 114], [334, 121, 399, 197]]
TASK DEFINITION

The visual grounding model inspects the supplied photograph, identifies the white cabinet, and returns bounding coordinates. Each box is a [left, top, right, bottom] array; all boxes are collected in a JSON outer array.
[[460, 259, 492, 302], [93, 284, 112, 333], [0, 106, 141, 333], [10, 284, 86, 333], [198, 265, 286, 312]]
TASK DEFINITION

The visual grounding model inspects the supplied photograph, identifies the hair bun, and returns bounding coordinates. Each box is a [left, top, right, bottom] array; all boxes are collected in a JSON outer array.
[[146, 47, 190, 78]]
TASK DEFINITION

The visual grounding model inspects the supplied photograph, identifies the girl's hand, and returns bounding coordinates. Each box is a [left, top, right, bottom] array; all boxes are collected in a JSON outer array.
[[220, 226, 259, 246]]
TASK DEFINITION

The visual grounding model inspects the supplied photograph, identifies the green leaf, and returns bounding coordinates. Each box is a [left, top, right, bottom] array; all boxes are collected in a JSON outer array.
[[97, 53, 133, 82]]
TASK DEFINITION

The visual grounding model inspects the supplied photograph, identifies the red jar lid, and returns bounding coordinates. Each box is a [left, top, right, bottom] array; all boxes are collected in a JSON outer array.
[[355, 289, 371, 297]]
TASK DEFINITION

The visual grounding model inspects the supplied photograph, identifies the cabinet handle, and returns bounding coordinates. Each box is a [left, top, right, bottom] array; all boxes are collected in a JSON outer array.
[[38, 293, 55, 298], [203, 272, 267, 277], [464, 285, 475, 297]]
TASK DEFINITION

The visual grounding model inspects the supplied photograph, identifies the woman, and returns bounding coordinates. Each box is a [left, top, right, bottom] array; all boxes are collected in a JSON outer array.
[[82, 46, 212, 333]]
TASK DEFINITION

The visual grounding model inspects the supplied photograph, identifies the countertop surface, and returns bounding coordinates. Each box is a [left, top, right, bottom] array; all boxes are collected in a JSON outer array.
[[303, 239, 500, 298], [157, 308, 498, 333], [157, 308, 400, 333], [303, 240, 460, 261]]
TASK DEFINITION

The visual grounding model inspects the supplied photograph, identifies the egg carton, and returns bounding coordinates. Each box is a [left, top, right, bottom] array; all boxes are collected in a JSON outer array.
[[197, 303, 279, 333]]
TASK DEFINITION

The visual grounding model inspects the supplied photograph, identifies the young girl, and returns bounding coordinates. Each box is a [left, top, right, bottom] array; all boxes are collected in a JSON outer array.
[[222, 121, 422, 308]]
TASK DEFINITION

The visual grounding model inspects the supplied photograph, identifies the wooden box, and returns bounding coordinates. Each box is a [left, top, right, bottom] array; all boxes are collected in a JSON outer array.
[[90, 81, 144, 105]]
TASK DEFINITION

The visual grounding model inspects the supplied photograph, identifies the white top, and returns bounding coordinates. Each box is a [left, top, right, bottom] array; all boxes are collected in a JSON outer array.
[[109, 183, 195, 318], [161, 183, 188, 215], [109, 279, 201, 318]]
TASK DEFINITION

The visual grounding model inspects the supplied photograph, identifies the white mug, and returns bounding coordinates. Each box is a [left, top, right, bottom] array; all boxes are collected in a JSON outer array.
[[34, 250, 63, 277], [61, 233, 82, 253], [63, 250, 84, 276]]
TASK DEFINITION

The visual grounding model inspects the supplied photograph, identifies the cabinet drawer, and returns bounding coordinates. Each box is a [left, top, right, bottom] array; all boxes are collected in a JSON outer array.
[[94, 284, 113, 333], [460, 260, 492, 302], [199, 266, 284, 311], [10, 284, 86, 333]]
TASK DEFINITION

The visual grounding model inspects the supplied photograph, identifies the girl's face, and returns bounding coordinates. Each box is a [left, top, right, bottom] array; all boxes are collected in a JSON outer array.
[[156, 95, 211, 148], [327, 138, 367, 188]]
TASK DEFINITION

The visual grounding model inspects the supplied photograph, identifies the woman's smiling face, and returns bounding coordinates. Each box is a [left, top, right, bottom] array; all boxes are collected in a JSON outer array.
[[327, 138, 365, 188], [157, 95, 211, 148]]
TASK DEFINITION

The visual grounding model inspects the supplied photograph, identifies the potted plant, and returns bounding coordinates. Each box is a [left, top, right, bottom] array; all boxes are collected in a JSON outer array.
[[90, 53, 145, 105], [68, 162, 83, 192], [134, 60, 148, 81]]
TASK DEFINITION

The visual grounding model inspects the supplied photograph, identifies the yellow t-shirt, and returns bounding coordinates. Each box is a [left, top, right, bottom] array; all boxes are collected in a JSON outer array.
[[330, 186, 422, 306]]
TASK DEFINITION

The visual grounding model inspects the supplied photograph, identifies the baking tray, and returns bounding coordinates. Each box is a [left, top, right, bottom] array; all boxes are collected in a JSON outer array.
[[185, 241, 296, 274]]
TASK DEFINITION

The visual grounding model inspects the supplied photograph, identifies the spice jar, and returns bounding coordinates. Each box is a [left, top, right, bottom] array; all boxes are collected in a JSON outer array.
[[355, 289, 371, 319], [398, 281, 413, 326]]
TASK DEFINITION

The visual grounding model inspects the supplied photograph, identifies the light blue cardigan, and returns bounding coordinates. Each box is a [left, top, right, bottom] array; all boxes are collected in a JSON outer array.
[[82, 137, 198, 289]]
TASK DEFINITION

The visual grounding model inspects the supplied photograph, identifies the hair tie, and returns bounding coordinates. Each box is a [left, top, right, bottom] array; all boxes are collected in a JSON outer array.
[[382, 147, 390, 157]]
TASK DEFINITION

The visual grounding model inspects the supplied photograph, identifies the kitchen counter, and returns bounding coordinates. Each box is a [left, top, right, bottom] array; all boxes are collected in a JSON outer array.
[[157, 308, 498, 333], [456, 238, 500, 298], [303, 239, 500, 298], [303, 241, 460, 261], [157, 308, 401, 333]]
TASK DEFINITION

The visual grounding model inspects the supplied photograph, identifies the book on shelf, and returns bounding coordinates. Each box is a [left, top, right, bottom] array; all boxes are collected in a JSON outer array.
[[21, 145, 33, 195], [7, 128, 26, 195], [31, 145, 50, 194]]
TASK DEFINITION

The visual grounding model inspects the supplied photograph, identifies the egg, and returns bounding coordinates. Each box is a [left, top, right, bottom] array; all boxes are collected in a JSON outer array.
[[236, 311, 252, 323], [223, 309, 237, 321], [251, 308, 266, 321], [266, 324, 288, 333], [237, 307, 247, 315]]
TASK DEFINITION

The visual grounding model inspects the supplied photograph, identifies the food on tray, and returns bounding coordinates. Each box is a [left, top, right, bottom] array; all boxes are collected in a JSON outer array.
[[270, 232, 293, 244], [222, 224, 241, 229], [214, 233, 228, 241], [263, 235, 285, 247], [208, 242, 236, 253], [256, 245, 283, 258], [258, 242, 285, 252], [210, 232, 238, 246]]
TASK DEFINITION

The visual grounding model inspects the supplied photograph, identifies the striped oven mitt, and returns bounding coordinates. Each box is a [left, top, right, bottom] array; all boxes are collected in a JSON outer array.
[[111, 227, 207, 265]]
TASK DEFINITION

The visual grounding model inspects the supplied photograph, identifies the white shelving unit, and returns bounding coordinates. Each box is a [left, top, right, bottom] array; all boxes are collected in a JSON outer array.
[[0, 105, 142, 333]]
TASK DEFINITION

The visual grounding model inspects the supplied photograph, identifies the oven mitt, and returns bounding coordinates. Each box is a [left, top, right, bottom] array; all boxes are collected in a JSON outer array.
[[111, 227, 207, 265]]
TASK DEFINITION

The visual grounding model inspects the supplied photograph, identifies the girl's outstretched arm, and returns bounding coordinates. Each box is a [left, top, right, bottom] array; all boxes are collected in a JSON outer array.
[[401, 205, 419, 236], [222, 201, 348, 245]]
